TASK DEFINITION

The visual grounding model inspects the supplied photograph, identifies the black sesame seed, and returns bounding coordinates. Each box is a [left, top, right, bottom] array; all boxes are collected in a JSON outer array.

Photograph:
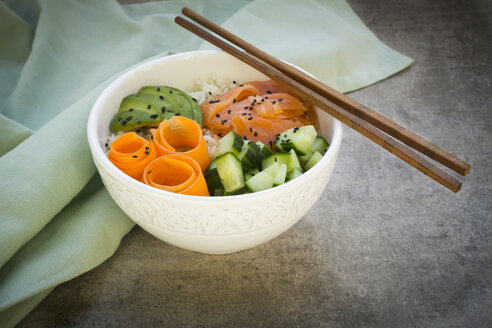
[[157, 87, 160, 91], [150, 135, 154, 140], [285, 139, 291, 142], [249, 106, 253, 110], [136, 129, 141, 133], [278, 98, 283, 102], [208, 91, 212, 95], [249, 127, 253, 132], [129, 108, 134, 112], [192, 97, 197, 102], [175, 113, 180, 116], [304, 111, 308, 115], [145, 146, 149, 150], [254, 132, 258, 137], [239, 84, 244, 87], [274, 157, 277, 162], [169, 90, 173, 94], [271, 101, 276, 105], [159, 95, 164, 100], [217, 132, 222, 137], [265, 96, 269, 99], [243, 136, 247, 140], [242, 113, 247, 116], [244, 106, 249, 109], [121, 120, 127, 126], [147, 105, 151, 109], [105, 143, 108, 147], [145, 151, 150, 155], [233, 80, 237, 84], [132, 155, 138, 158], [266, 90, 272, 94], [147, 170, 152, 174], [221, 119, 228, 125], [284, 134, 287, 137], [126, 116, 133, 121], [248, 117, 253, 121], [233, 98, 236, 103], [227, 110, 231, 114], [269, 141, 273, 147], [161, 107, 166, 113], [216, 114, 221, 118], [293, 127, 299, 132], [150, 114, 158, 119], [209, 100, 220, 104]]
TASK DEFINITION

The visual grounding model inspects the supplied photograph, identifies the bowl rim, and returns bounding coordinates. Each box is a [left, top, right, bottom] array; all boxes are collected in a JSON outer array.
[[87, 50, 343, 202]]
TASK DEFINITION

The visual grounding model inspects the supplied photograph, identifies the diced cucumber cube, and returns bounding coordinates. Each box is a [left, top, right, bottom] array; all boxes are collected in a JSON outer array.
[[287, 167, 303, 182], [203, 167, 223, 195], [238, 140, 260, 170], [262, 153, 291, 170], [309, 136, 330, 155], [246, 162, 280, 192], [244, 168, 260, 180], [273, 164, 287, 186], [215, 131, 244, 157], [288, 149, 302, 173], [214, 152, 244, 192], [276, 125, 317, 155], [304, 151, 323, 171]]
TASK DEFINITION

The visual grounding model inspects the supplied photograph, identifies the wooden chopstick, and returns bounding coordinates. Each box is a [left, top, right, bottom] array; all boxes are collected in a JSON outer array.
[[174, 15, 463, 192], [181, 7, 470, 177]]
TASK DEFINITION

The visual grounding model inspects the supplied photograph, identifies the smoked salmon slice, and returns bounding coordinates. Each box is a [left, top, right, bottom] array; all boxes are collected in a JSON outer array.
[[151, 116, 211, 171], [108, 132, 157, 181], [142, 154, 210, 196], [201, 80, 315, 145]]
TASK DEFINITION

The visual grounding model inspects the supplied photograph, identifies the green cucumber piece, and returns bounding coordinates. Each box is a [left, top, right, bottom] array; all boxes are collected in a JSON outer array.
[[215, 131, 244, 157], [287, 168, 303, 182], [288, 149, 302, 173], [304, 151, 323, 171], [309, 136, 330, 154], [274, 164, 288, 186], [238, 141, 260, 170], [262, 153, 291, 170], [256, 141, 274, 169], [275, 125, 317, 155], [245, 162, 280, 192], [262, 150, 301, 173], [244, 168, 260, 180], [203, 167, 223, 195], [214, 152, 244, 192]]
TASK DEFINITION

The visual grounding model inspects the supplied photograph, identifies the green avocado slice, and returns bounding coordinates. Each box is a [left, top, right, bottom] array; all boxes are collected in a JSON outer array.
[[111, 93, 176, 132], [139, 86, 202, 126]]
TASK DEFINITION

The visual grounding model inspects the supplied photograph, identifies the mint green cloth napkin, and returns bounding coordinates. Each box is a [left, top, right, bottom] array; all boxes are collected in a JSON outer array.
[[0, 0, 412, 326]]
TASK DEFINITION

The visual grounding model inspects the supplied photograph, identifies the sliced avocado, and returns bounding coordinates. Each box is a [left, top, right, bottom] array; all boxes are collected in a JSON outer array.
[[139, 86, 202, 126], [111, 93, 177, 132]]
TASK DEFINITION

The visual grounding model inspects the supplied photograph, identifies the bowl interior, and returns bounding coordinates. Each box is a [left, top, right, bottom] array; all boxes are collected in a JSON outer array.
[[88, 50, 342, 199]]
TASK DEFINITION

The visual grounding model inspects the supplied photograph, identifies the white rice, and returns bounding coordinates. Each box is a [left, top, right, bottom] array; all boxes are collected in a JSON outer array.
[[101, 76, 235, 159]]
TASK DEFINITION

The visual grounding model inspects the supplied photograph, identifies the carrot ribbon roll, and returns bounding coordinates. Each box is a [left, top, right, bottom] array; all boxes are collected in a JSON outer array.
[[151, 116, 211, 171], [142, 154, 209, 196], [108, 132, 157, 181]]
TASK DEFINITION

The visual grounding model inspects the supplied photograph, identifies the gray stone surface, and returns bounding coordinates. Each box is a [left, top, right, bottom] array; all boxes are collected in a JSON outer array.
[[18, 0, 491, 327]]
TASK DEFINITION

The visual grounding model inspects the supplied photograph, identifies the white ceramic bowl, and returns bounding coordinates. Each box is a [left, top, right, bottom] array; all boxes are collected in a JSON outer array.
[[88, 50, 342, 254]]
